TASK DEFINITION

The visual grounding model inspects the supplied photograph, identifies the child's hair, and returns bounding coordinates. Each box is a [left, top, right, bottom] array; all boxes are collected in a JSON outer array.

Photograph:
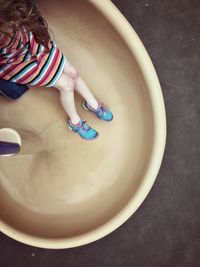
[[0, 0, 51, 51]]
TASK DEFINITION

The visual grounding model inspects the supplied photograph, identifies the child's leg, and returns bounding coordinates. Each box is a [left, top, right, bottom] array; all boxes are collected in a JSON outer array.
[[64, 63, 99, 110], [54, 71, 99, 140], [54, 72, 81, 124], [75, 77, 99, 109]]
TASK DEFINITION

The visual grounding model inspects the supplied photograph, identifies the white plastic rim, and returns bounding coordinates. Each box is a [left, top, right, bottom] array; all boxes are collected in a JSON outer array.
[[0, 128, 21, 157], [0, 0, 166, 249]]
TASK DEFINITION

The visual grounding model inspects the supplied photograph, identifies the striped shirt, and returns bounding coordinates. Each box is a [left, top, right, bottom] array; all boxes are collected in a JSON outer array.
[[0, 29, 66, 87]]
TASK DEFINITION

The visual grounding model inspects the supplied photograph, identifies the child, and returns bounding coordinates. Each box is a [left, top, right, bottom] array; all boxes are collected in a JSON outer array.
[[0, 0, 113, 141]]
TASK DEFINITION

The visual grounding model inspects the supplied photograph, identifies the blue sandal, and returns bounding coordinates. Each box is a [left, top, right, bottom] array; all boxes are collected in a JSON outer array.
[[67, 119, 99, 141], [82, 100, 113, 121]]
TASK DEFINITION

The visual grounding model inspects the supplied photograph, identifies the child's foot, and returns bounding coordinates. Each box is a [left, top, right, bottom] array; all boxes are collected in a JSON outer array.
[[67, 119, 99, 141], [82, 100, 113, 121]]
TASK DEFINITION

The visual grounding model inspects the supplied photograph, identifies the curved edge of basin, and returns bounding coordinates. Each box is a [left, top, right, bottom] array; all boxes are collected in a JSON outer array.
[[0, 0, 167, 248]]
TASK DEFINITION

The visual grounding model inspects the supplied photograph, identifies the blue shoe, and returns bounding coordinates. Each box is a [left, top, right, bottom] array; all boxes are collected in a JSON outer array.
[[67, 119, 99, 141], [82, 100, 113, 121]]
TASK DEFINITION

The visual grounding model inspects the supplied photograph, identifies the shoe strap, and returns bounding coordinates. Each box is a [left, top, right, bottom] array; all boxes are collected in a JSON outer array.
[[76, 121, 90, 134]]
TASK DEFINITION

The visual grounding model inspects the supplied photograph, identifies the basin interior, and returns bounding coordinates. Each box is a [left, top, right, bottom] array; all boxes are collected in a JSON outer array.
[[0, 0, 154, 239]]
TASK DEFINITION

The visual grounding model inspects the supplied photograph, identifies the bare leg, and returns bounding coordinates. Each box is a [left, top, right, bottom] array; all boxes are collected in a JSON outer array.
[[64, 62, 99, 110], [75, 76, 99, 109], [54, 72, 81, 124]]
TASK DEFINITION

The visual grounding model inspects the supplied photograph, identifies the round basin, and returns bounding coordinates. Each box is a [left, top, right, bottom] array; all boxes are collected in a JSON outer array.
[[0, 0, 166, 248]]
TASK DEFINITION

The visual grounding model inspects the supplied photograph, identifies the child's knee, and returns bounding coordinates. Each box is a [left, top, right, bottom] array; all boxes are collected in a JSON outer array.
[[55, 73, 75, 92], [64, 62, 79, 79]]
